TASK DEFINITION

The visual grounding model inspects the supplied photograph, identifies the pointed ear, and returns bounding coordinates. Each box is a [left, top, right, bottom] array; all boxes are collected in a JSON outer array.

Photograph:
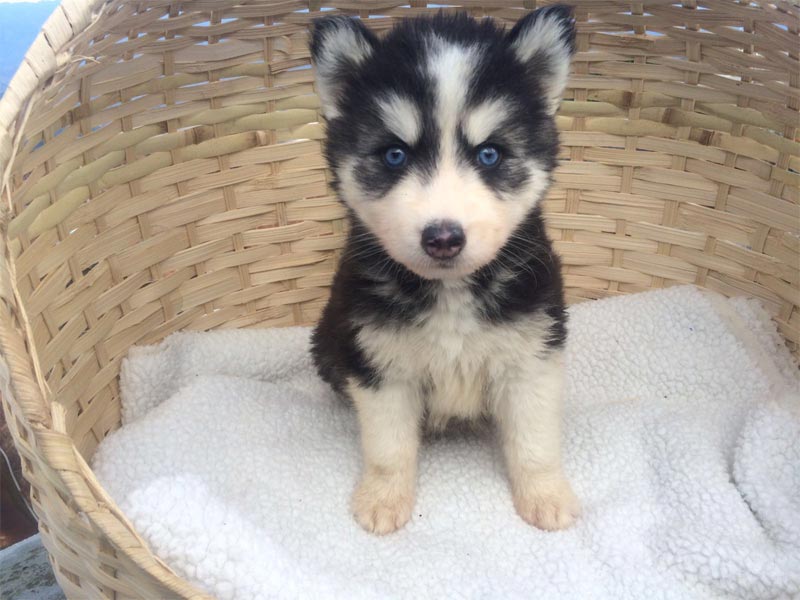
[[310, 16, 379, 119], [507, 5, 576, 116]]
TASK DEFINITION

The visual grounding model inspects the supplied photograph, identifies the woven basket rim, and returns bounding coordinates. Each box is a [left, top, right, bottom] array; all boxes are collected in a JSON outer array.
[[0, 235, 211, 590], [0, 0, 208, 595], [0, 0, 108, 183]]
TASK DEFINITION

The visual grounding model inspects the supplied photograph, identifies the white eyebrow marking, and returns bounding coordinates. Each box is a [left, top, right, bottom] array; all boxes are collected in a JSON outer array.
[[463, 97, 511, 146], [378, 94, 422, 145]]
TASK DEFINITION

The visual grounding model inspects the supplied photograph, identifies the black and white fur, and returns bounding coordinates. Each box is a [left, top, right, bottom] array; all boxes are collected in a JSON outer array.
[[310, 8, 579, 534]]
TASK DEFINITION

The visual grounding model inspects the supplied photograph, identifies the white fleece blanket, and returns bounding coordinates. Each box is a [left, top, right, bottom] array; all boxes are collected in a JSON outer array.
[[92, 286, 800, 600]]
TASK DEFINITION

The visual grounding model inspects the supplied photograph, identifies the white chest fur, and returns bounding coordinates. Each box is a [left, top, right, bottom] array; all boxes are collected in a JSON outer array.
[[356, 283, 552, 428]]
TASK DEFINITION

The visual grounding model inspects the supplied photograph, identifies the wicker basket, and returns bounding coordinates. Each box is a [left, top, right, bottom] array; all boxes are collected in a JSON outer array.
[[0, 0, 797, 597]]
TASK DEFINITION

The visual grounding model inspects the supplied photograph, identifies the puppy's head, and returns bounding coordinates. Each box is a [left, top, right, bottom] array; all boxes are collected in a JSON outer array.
[[311, 8, 575, 280]]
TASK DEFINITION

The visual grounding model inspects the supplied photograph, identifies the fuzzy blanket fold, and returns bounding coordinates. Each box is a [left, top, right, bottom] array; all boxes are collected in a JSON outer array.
[[92, 286, 800, 600]]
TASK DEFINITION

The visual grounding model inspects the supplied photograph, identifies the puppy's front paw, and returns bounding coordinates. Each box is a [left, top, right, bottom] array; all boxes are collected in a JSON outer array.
[[352, 473, 414, 535], [513, 475, 581, 531]]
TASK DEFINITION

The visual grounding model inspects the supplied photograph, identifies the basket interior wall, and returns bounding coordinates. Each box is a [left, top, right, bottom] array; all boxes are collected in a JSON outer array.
[[2, 0, 798, 464]]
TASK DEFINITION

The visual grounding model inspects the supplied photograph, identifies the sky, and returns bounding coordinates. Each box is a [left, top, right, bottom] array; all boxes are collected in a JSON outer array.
[[0, 1, 59, 94]]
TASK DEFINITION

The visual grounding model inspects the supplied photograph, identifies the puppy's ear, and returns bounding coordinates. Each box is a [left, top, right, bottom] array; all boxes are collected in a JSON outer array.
[[506, 5, 576, 116], [310, 16, 379, 119]]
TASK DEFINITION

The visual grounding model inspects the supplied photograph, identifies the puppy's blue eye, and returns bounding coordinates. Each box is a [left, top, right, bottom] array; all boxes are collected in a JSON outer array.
[[383, 147, 407, 168], [477, 145, 500, 167]]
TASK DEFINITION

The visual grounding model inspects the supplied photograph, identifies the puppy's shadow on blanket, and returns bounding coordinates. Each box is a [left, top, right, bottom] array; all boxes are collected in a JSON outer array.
[[422, 414, 495, 443], [331, 391, 498, 445]]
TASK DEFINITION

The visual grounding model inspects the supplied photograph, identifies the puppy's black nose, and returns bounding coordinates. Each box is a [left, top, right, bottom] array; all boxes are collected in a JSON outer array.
[[421, 221, 465, 259]]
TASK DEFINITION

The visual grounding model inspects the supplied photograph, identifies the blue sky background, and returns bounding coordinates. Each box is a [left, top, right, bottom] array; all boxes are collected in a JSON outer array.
[[0, 1, 59, 95]]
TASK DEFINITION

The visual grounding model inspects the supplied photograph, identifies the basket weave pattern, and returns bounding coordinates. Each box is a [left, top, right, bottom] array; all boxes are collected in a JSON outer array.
[[0, 1, 797, 597]]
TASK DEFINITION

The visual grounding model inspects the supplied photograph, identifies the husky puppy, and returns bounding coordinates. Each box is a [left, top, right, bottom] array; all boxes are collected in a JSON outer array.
[[309, 7, 579, 535]]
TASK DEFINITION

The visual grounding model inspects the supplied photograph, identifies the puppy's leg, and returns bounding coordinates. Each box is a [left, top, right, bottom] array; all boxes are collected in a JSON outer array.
[[349, 380, 423, 535], [492, 351, 580, 530]]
